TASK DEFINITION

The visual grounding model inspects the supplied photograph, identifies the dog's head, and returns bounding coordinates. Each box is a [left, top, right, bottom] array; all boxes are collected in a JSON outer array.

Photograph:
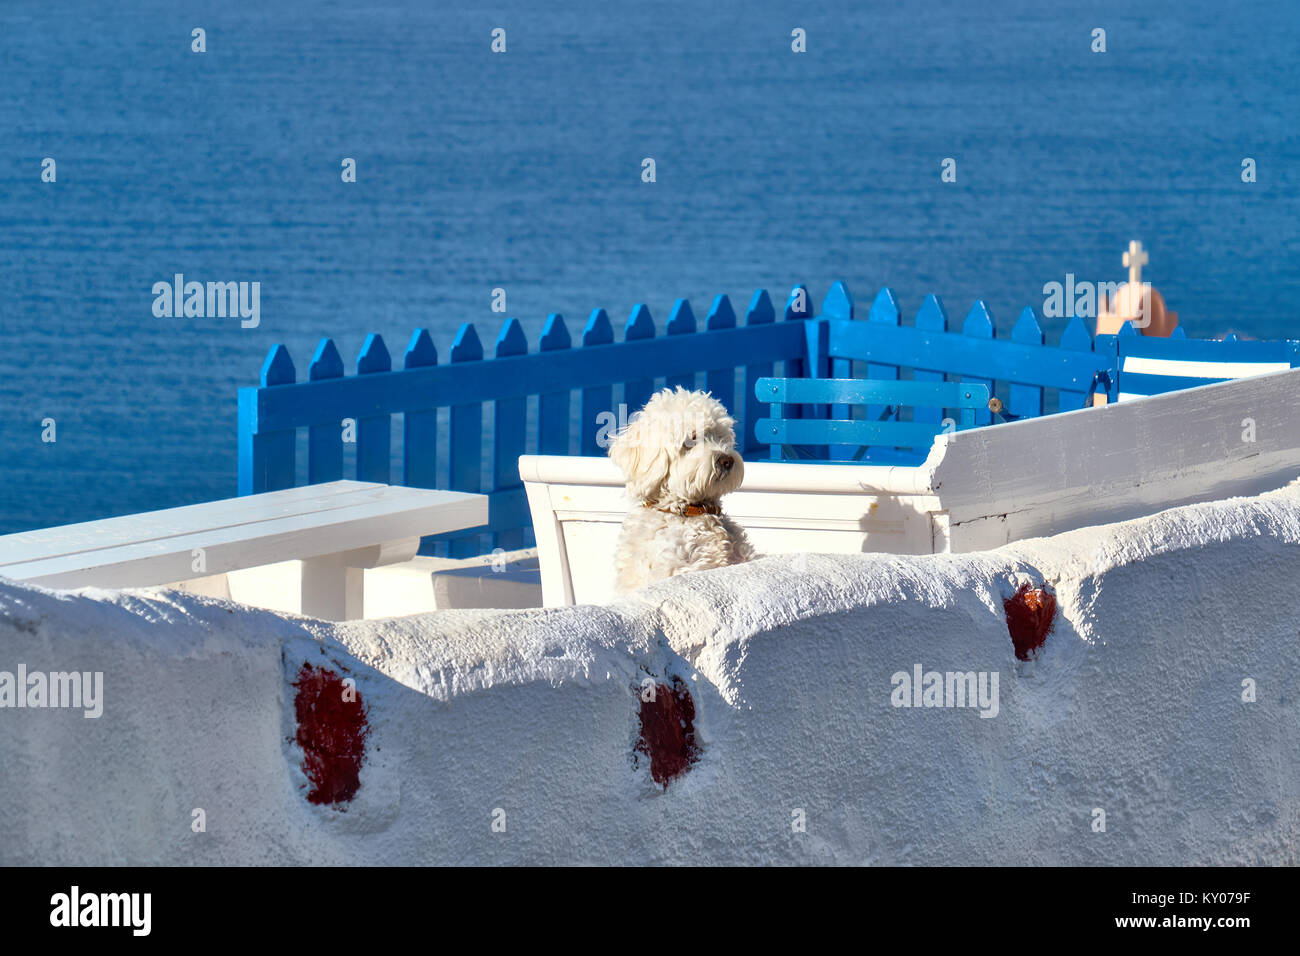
[[608, 387, 744, 506]]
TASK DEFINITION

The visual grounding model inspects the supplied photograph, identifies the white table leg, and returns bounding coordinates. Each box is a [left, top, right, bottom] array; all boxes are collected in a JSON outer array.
[[300, 556, 365, 621], [299, 538, 420, 621]]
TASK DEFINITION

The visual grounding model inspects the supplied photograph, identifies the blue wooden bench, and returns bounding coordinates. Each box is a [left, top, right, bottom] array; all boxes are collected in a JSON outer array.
[[1111, 336, 1300, 402], [753, 377, 992, 463]]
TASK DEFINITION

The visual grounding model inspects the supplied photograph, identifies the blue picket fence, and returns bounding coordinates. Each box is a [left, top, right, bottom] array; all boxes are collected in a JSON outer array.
[[238, 288, 809, 556], [236, 280, 1296, 557]]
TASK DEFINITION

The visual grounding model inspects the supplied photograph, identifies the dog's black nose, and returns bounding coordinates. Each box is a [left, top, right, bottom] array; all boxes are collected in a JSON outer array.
[[718, 454, 734, 472]]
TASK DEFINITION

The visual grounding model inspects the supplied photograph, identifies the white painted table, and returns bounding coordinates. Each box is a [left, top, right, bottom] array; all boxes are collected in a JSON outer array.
[[0, 481, 487, 620]]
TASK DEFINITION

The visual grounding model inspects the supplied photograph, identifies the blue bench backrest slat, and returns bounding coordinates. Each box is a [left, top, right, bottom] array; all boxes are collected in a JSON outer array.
[[1114, 337, 1300, 401], [755, 417, 963, 450], [756, 377, 989, 408], [753, 376, 990, 462]]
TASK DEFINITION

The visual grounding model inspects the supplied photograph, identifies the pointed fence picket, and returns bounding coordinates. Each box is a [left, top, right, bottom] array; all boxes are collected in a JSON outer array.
[[912, 294, 950, 432], [238, 281, 1285, 556], [308, 339, 344, 483], [580, 309, 614, 458], [741, 290, 776, 456], [237, 345, 296, 494], [822, 282, 855, 462], [623, 304, 655, 417], [865, 287, 901, 437], [705, 295, 737, 415], [1010, 308, 1045, 419], [1057, 316, 1095, 411], [665, 299, 697, 393], [537, 314, 571, 457], [447, 324, 484, 557], [402, 329, 438, 489], [493, 319, 529, 551], [356, 334, 392, 484], [962, 303, 996, 428], [777, 284, 821, 459]]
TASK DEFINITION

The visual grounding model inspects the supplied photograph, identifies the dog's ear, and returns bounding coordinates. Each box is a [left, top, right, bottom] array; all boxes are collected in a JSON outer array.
[[608, 413, 669, 503]]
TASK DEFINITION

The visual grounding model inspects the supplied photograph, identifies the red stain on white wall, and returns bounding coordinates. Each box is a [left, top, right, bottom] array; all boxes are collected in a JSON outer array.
[[636, 676, 700, 787], [1004, 583, 1057, 661], [292, 663, 369, 804]]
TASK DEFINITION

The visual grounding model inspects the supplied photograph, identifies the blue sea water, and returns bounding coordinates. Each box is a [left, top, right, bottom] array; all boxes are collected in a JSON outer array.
[[0, 0, 1296, 533]]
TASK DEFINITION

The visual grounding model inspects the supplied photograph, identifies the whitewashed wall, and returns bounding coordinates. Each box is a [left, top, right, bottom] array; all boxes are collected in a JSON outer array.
[[1, 482, 1298, 865]]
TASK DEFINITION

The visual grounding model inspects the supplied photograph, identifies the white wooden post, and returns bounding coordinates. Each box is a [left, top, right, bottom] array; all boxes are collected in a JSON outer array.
[[521, 477, 576, 606]]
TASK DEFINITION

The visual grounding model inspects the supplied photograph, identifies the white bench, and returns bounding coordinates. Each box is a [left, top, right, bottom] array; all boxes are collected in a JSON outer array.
[[0, 481, 488, 620], [521, 369, 1300, 606]]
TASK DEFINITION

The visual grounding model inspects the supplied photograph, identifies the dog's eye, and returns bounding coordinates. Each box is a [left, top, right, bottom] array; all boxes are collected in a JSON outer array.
[[683, 433, 697, 450]]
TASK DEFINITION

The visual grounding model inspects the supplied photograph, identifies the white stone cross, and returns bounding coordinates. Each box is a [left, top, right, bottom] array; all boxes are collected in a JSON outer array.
[[1123, 240, 1148, 287]]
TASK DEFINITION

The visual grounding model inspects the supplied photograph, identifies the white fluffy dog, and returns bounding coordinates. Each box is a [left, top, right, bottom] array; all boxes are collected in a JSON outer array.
[[608, 387, 756, 593]]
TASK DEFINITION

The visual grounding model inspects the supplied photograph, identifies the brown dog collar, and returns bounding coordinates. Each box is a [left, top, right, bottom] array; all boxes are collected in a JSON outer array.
[[643, 501, 721, 517]]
